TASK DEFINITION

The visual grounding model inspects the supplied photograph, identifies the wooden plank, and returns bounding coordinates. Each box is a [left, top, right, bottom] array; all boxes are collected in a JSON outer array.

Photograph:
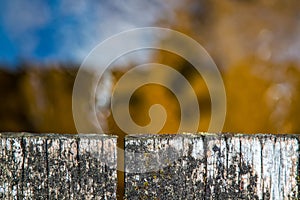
[[205, 134, 227, 199], [0, 133, 298, 199], [23, 135, 48, 199], [0, 133, 117, 199], [261, 136, 298, 199], [125, 134, 206, 199], [102, 136, 118, 199], [186, 136, 206, 198], [124, 134, 299, 199], [0, 133, 24, 200], [240, 136, 263, 199], [78, 134, 117, 200], [226, 136, 241, 198], [47, 135, 79, 199], [279, 137, 298, 198]]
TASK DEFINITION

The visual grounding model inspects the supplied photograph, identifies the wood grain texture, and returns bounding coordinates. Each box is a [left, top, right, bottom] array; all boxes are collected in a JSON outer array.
[[23, 135, 48, 199], [0, 133, 23, 199], [78, 134, 117, 200], [0, 133, 117, 200], [0, 133, 299, 199], [125, 134, 299, 200]]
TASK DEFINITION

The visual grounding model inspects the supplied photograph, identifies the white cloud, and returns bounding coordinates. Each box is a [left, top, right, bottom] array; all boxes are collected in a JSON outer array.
[[55, 0, 177, 66], [2, 0, 50, 35], [59, 0, 88, 16], [1, 0, 178, 65]]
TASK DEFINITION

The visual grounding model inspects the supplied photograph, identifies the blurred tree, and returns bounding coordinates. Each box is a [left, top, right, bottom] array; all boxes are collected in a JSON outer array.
[[225, 57, 300, 133], [0, 65, 77, 133], [19, 67, 77, 133], [0, 69, 32, 131]]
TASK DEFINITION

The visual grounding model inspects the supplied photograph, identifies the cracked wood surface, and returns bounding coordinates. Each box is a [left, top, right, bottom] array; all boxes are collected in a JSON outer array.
[[125, 134, 299, 200], [0, 133, 117, 200], [0, 133, 299, 199]]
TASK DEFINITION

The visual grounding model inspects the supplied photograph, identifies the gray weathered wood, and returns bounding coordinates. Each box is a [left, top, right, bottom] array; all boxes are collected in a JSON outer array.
[[23, 135, 48, 199], [125, 134, 207, 199], [0, 133, 23, 199], [1, 133, 299, 199], [47, 135, 79, 199], [125, 134, 299, 200], [78, 134, 117, 199], [0, 133, 117, 199]]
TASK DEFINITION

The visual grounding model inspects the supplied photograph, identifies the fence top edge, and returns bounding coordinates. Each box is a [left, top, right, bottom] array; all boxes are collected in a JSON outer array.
[[125, 132, 300, 139], [1, 132, 299, 140], [0, 132, 117, 139]]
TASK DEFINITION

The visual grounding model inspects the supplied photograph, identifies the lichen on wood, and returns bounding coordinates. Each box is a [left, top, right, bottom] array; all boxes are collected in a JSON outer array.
[[125, 134, 299, 200], [0, 132, 299, 199], [0, 132, 117, 199]]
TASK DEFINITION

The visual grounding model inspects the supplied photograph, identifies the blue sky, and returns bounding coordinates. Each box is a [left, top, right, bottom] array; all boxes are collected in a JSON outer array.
[[0, 0, 176, 67], [2, 1, 300, 69]]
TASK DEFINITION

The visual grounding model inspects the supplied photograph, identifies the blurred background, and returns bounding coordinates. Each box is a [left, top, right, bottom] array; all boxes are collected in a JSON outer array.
[[1, 0, 300, 134]]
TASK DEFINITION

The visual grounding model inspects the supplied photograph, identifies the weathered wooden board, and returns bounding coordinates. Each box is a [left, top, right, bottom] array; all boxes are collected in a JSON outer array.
[[47, 135, 79, 199], [0, 133, 23, 199], [0, 133, 299, 199], [0, 133, 117, 199], [23, 135, 48, 199], [124, 134, 207, 199], [125, 134, 299, 200], [78, 134, 117, 200]]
